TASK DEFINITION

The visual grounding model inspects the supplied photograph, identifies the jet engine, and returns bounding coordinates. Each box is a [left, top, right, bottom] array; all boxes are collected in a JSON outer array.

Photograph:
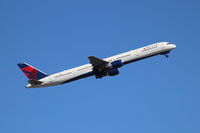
[[107, 60, 123, 69], [107, 68, 119, 76]]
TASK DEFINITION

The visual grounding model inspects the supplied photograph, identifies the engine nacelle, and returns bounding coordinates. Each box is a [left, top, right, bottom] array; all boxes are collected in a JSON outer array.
[[108, 60, 123, 69], [107, 68, 119, 76]]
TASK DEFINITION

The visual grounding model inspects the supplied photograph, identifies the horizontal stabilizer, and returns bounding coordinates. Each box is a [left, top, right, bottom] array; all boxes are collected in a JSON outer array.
[[28, 79, 43, 85]]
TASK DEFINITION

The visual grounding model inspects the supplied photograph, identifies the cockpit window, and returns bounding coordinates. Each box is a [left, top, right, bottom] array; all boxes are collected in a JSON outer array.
[[167, 42, 170, 45]]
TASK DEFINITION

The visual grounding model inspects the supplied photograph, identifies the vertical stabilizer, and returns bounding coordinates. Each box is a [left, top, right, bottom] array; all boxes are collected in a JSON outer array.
[[17, 62, 48, 80]]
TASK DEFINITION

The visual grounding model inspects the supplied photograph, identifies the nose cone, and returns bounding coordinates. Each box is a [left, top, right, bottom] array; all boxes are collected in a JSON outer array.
[[171, 44, 176, 49], [168, 44, 176, 50]]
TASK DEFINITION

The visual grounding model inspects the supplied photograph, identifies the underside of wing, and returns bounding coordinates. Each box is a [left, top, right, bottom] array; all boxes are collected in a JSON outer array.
[[88, 56, 109, 78]]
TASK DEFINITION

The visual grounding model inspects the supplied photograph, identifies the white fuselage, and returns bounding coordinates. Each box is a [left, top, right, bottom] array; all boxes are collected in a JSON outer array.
[[26, 42, 176, 88]]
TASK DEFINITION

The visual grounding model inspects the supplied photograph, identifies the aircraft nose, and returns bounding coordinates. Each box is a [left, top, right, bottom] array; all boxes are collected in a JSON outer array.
[[170, 44, 176, 49], [172, 44, 176, 48]]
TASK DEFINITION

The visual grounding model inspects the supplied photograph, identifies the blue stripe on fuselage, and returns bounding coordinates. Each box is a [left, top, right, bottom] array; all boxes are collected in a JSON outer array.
[[61, 71, 94, 84]]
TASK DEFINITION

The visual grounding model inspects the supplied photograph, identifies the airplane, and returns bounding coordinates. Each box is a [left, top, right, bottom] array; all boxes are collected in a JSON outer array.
[[17, 42, 176, 88]]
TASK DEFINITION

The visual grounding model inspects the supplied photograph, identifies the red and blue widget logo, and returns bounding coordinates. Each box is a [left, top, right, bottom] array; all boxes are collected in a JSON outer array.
[[18, 63, 48, 80]]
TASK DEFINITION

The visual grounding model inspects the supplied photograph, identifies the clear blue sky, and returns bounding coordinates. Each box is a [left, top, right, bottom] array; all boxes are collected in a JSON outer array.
[[0, 0, 200, 133]]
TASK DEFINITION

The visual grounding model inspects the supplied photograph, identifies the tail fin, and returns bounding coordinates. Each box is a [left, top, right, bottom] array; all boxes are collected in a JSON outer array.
[[17, 62, 48, 80]]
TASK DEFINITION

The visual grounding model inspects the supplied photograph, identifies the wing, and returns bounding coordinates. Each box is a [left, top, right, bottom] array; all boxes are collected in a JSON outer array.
[[88, 56, 109, 78]]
